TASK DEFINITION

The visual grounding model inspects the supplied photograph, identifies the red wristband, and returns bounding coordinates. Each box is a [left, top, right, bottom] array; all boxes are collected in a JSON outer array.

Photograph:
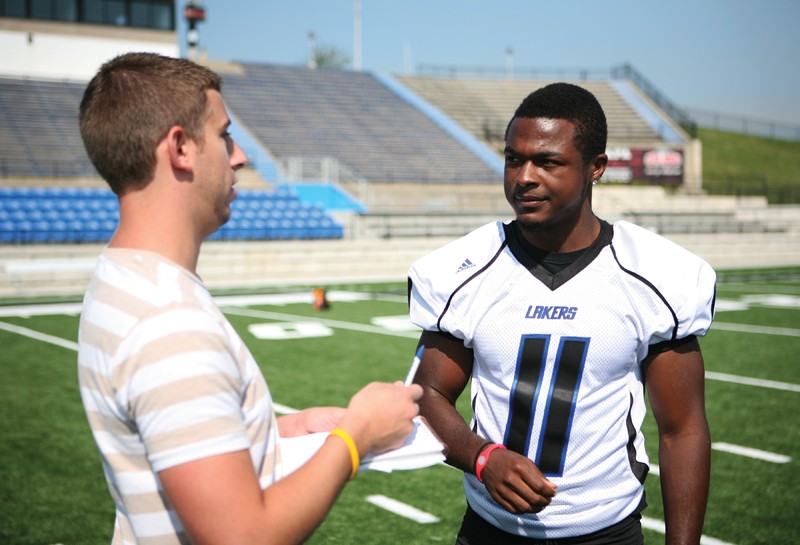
[[475, 443, 506, 483]]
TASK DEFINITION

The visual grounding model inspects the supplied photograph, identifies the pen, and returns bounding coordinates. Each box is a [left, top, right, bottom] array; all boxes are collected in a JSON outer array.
[[404, 346, 424, 386]]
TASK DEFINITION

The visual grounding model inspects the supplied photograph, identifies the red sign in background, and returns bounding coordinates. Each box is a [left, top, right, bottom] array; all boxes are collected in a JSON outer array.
[[602, 147, 684, 185]]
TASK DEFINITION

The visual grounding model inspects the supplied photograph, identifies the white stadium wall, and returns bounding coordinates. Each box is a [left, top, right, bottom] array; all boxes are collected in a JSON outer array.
[[0, 19, 177, 80]]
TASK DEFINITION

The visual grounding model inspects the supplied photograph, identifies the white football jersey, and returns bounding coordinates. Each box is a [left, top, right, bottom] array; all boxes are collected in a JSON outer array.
[[408, 220, 716, 539]]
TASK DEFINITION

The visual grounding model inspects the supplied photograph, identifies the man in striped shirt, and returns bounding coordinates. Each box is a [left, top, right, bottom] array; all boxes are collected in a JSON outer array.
[[77, 52, 421, 545]]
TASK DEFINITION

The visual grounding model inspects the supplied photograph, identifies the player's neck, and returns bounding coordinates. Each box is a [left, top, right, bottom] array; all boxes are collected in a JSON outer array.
[[518, 212, 601, 253]]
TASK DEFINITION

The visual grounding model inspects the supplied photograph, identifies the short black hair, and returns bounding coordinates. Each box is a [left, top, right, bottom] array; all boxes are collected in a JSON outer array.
[[506, 82, 607, 163]]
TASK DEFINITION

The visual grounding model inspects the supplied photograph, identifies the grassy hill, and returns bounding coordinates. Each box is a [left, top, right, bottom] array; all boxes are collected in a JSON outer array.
[[699, 128, 800, 203]]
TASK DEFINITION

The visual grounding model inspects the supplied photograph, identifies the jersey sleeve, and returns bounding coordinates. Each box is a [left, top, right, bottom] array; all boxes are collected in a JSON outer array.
[[408, 222, 507, 338], [612, 221, 716, 344], [672, 257, 716, 340], [118, 305, 251, 472], [408, 256, 454, 333]]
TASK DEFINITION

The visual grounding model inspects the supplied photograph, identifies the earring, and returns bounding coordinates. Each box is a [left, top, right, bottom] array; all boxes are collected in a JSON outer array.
[[592, 179, 597, 185]]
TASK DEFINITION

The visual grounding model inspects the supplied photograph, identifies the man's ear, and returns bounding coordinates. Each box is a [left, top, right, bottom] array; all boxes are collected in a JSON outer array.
[[166, 125, 193, 172], [590, 153, 608, 182]]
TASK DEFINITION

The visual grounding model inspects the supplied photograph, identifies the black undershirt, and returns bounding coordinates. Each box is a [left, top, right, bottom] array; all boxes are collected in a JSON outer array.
[[508, 219, 611, 276]]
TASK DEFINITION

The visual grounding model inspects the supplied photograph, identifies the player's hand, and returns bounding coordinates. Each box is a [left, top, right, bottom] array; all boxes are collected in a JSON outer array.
[[339, 382, 422, 456], [481, 449, 557, 514]]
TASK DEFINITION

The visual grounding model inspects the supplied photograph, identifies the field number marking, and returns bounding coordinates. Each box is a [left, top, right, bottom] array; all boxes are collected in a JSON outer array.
[[248, 321, 334, 340]]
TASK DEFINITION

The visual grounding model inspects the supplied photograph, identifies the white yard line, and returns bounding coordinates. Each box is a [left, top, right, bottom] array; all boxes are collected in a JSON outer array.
[[366, 495, 440, 524], [711, 442, 792, 463], [0, 302, 83, 318], [705, 371, 800, 392], [641, 517, 735, 545], [713, 322, 800, 337], [651, 437, 791, 477], [0, 320, 79, 351]]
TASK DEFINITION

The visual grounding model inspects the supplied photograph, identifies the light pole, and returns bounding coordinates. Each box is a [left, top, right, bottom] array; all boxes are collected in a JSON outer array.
[[184, 2, 206, 61], [353, 0, 362, 71], [505, 47, 514, 80]]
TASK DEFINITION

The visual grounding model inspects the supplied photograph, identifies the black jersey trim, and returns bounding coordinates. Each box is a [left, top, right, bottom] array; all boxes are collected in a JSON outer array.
[[647, 334, 696, 358], [626, 393, 649, 484], [506, 220, 613, 291], [609, 242, 680, 342], [436, 238, 509, 332]]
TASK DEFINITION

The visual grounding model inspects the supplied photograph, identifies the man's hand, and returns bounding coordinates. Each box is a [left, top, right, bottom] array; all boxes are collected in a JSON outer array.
[[277, 407, 346, 438], [481, 448, 557, 514], [340, 381, 422, 456]]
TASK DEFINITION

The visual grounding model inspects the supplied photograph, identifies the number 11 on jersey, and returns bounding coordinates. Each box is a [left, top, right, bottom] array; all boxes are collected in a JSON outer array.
[[503, 335, 590, 476]]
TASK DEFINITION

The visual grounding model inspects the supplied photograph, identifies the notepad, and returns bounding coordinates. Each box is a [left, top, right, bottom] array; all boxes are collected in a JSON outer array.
[[280, 417, 446, 476]]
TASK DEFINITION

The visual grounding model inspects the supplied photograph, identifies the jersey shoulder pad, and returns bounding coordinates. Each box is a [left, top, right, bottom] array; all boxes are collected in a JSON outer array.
[[409, 221, 507, 288]]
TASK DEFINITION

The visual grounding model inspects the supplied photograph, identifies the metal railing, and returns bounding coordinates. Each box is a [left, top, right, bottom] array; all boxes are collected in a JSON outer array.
[[609, 64, 697, 137], [276, 156, 366, 185], [416, 64, 611, 81], [687, 109, 800, 142], [414, 62, 800, 142]]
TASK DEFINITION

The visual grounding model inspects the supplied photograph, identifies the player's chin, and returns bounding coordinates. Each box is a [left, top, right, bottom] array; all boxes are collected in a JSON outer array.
[[514, 210, 550, 230], [516, 218, 548, 233]]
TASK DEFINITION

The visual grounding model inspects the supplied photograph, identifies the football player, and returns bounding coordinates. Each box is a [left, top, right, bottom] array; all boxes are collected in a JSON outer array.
[[408, 82, 714, 545]]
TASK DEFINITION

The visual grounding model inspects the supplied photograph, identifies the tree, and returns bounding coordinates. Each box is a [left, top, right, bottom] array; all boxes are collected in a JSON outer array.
[[311, 44, 350, 69]]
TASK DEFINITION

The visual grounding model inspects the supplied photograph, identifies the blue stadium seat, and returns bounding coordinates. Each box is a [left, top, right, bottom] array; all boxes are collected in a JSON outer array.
[[100, 219, 117, 239], [250, 218, 267, 239], [15, 220, 33, 242], [265, 219, 280, 239], [0, 220, 15, 242], [66, 219, 83, 242], [31, 220, 50, 243], [0, 184, 344, 243], [49, 220, 69, 242]]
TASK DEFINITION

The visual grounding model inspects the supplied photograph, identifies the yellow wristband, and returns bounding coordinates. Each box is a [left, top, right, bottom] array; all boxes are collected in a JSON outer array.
[[329, 428, 360, 480]]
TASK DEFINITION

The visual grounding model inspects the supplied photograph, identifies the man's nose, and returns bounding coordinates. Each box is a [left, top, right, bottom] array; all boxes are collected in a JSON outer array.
[[231, 140, 248, 170], [516, 161, 537, 184]]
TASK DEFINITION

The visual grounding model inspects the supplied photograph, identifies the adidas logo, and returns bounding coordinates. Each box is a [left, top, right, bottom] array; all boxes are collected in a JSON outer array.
[[456, 258, 476, 273]]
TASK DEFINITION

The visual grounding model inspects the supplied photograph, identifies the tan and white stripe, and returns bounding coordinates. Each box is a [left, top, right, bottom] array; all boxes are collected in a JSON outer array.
[[78, 249, 279, 544]]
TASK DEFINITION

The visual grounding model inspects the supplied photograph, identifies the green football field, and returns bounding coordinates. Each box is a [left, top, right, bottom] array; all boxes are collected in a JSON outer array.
[[1, 269, 798, 545]]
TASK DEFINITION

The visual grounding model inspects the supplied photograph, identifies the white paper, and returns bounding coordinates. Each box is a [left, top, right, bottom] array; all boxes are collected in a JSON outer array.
[[279, 417, 446, 476]]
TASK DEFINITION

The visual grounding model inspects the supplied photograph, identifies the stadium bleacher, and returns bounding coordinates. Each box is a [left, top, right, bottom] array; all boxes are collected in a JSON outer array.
[[0, 77, 95, 178], [219, 63, 501, 184], [395, 76, 685, 151], [0, 186, 342, 243]]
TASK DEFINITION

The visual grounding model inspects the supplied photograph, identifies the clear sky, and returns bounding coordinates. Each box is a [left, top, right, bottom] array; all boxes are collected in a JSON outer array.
[[175, 0, 800, 125]]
